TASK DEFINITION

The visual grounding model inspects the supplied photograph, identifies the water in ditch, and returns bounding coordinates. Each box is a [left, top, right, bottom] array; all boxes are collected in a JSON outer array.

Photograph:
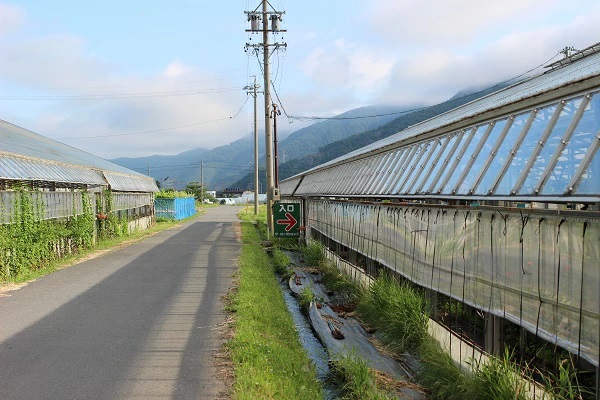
[[277, 278, 337, 399]]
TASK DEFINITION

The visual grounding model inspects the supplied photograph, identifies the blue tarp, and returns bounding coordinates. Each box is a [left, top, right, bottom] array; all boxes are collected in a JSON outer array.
[[155, 198, 196, 220]]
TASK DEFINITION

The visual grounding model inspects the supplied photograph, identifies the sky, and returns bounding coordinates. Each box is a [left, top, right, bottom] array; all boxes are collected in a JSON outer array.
[[1, 0, 599, 159]]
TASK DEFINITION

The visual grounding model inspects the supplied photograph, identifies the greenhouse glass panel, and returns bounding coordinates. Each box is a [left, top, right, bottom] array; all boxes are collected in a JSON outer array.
[[414, 137, 447, 193], [519, 97, 584, 194], [380, 150, 404, 193], [398, 142, 431, 193], [458, 119, 507, 194], [496, 104, 559, 194], [434, 129, 474, 193], [541, 93, 599, 195], [372, 153, 396, 193], [405, 138, 440, 193], [420, 134, 457, 192], [443, 124, 488, 193], [575, 140, 600, 194], [428, 131, 466, 193], [390, 146, 417, 193], [475, 111, 532, 195]]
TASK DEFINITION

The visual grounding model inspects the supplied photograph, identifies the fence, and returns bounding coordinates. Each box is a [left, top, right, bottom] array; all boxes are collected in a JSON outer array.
[[307, 199, 599, 368], [0, 190, 154, 224], [155, 198, 196, 220]]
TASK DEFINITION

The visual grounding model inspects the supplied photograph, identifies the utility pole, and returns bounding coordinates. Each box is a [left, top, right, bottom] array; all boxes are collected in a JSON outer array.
[[272, 103, 281, 188], [147, 164, 150, 176], [261, 0, 274, 236], [245, 1, 286, 237], [244, 76, 261, 215], [200, 160, 204, 204]]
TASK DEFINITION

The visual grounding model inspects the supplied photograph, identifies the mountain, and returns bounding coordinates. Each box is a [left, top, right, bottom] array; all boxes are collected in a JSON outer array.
[[110, 134, 260, 190], [230, 84, 509, 189], [277, 104, 415, 162], [110, 104, 412, 190]]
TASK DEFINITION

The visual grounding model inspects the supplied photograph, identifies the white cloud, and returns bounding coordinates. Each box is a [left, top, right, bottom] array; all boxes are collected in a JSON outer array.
[[0, 3, 24, 37], [0, 17, 250, 158], [164, 59, 192, 79], [370, 1, 600, 105], [300, 39, 394, 103], [0, 34, 109, 87], [365, 0, 557, 46]]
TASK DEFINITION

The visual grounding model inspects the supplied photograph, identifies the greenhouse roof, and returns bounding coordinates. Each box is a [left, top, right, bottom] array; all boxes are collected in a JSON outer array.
[[0, 120, 158, 192], [281, 43, 600, 202]]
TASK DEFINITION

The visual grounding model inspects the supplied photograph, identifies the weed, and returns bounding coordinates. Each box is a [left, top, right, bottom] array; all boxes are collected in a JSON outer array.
[[417, 337, 469, 400], [302, 242, 324, 266], [328, 352, 393, 400], [541, 357, 592, 400], [271, 247, 290, 275], [357, 272, 429, 354], [464, 350, 529, 400], [297, 286, 315, 311], [317, 260, 361, 307]]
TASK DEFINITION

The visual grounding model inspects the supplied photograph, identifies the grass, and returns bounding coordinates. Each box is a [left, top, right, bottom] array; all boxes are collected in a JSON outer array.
[[271, 247, 291, 275], [297, 286, 315, 311], [0, 209, 207, 286], [357, 272, 429, 354], [328, 352, 395, 400], [301, 242, 325, 266], [355, 272, 535, 399], [227, 213, 323, 400]]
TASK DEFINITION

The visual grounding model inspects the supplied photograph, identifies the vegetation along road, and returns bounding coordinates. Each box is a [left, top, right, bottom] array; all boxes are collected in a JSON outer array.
[[0, 206, 241, 400]]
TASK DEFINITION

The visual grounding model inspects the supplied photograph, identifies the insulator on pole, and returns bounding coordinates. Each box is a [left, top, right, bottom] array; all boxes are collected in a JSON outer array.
[[249, 13, 260, 32], [270, 14, 281, 32]]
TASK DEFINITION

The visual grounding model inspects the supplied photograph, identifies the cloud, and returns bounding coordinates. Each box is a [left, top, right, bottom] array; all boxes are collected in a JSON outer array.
[[369, 1, 600, 105], [0, 3, 24, 37], [0, 23, 249, 158], [164, 60, 192, 79], [0, 34, 109, 87], [300, 38, 394, 104], [365, 0, 557, 46]]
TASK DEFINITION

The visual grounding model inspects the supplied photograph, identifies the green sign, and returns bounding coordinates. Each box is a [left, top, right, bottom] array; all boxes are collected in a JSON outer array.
[[272, 202, 300, 237]]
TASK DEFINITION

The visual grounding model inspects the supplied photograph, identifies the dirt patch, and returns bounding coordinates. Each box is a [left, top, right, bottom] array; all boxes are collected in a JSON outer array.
[[0, 281, 30, 296]]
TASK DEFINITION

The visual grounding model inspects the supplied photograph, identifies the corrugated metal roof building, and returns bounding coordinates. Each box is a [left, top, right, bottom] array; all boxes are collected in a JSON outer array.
[[0, 120, 158, 192]]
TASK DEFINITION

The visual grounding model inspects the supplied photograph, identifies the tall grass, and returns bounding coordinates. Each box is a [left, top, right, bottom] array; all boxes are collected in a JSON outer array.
[[297, 287, 315, 311], [328, 352, 394, 400], [271, 247, 290, 275], [353, 271, 539, 399], [417, 337, 469, 400], [357, 272, 429, 354], [317, 259, 362, 307], [302, 242, 325, 266]]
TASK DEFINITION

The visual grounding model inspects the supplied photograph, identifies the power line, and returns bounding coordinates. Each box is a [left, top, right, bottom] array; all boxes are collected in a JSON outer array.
[[58, 92, 253, 140], [58, 117, 231, 140], [0, 87, 241, 101], [12, 76, 247, 92]]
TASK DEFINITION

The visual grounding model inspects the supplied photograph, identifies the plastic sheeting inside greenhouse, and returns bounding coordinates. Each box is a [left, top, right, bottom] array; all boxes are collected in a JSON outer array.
[[307, 199, 599, 367]]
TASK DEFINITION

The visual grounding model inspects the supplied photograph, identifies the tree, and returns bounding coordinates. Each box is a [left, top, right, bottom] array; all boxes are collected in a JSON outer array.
[[184, 182, 215, 203]]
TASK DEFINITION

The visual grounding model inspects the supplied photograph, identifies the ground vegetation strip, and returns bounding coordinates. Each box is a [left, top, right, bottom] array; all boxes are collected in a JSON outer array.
[[228, 208, 323, 399]]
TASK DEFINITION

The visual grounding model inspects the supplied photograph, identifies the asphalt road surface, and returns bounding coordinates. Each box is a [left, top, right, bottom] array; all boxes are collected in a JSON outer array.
[[0, 206, 242, 400]]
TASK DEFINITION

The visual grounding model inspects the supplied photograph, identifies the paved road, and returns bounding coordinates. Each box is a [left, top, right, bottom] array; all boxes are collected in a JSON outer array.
[[0, 206, 241, 400]]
